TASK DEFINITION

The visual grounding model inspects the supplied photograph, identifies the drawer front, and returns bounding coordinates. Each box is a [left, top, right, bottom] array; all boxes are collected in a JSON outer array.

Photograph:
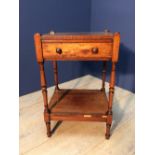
[[42, 43, 113, 60]]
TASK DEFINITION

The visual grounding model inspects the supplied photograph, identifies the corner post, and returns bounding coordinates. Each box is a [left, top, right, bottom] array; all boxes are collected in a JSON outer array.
[[34, 33, 51, 137], [105, 32, 120, 139]]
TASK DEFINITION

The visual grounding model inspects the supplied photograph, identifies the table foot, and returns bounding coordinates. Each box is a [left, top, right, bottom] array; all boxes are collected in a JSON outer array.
[[105, 123, 111, 139]]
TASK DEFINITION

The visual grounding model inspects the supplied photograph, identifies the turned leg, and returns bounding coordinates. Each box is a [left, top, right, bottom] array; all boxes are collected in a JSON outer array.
[[44, 109, 51, 137], [34, 33, 51, 137], [105, 111, 112, 139], [39, 63, 51, 137], [105, 123, 111, 139], [45, 122, 51, 137], [52, 61, 59, 90], [105, 62, 116, 139], [101, 61, 107, 91]]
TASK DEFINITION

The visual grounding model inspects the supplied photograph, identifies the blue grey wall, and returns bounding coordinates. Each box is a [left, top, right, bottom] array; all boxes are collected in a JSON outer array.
[[20, 0, 135, 96], [91, 0, 135, 92], [19, 0, 91, 96]]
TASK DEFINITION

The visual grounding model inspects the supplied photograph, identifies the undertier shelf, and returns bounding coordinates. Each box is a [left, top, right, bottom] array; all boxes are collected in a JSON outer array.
[[49, 89, 108, 116]]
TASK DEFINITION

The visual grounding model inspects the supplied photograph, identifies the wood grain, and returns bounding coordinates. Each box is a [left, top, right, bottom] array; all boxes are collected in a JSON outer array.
[[50, 114, 107, 122], [41, 32, 113, 43], [49, 89, 108, 115], [34, 33, 43, 62], [112, 32, 120, 62], [42, 43, 112, 61]]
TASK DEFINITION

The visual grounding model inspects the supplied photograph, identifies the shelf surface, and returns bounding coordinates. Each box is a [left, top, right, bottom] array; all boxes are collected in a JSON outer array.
[[49, 89, 108, 115]]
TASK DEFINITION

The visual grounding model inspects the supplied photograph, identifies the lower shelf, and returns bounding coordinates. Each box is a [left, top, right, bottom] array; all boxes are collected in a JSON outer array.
[[48, 89, 108, 120]]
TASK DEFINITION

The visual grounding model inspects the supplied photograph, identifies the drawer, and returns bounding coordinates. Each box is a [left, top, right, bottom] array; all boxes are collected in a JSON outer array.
[[42, 43, 113, 60]]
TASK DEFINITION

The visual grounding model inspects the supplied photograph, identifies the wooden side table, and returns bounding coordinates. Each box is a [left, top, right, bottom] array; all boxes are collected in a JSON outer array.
[[34, 31, 120, 139]]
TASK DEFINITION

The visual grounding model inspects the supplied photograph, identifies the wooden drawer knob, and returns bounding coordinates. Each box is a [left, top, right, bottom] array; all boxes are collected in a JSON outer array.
[[92, 47, 98, 54], [56, 48, 62, 54]]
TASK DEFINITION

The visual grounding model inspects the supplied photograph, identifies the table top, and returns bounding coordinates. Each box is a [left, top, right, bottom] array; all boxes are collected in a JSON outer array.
[[41, 31, 115, 43]]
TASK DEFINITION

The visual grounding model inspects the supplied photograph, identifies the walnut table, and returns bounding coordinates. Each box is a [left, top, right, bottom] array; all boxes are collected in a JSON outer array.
[[34, 31, 120, 139]]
